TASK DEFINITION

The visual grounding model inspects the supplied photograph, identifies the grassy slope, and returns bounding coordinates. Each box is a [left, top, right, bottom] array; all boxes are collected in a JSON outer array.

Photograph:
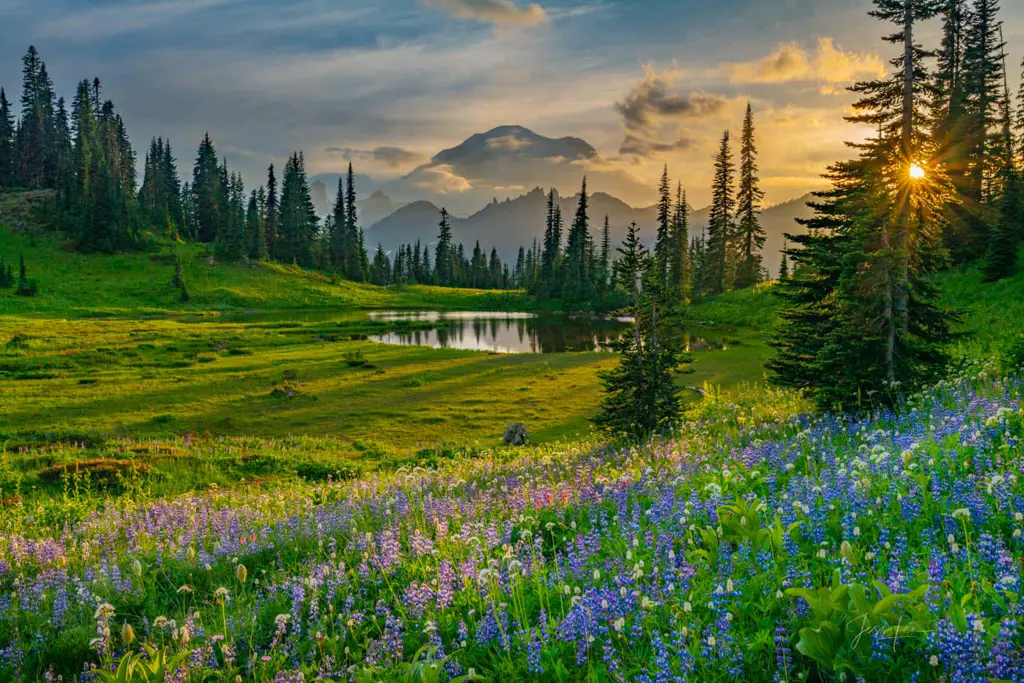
[[0, 224, 530, 317], [0, 315, 771, 456], [0, 194, 779, 456], [684, 254, 1024, 360], [937, 257, 1024, 356]]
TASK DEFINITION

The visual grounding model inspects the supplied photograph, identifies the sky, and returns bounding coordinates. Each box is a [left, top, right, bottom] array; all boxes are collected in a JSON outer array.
[[0, 0, 1022, 209]]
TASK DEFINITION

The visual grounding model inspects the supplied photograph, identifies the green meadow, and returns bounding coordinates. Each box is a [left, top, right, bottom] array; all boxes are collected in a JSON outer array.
[[0, 217, 775, 464]]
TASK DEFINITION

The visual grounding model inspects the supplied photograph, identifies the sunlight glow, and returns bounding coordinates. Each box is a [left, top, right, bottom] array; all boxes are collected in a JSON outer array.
[[910, 163, 926, 180]]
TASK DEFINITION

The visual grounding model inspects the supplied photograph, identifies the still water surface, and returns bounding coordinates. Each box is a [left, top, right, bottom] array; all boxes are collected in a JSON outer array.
[[194, 309, 724, 355]]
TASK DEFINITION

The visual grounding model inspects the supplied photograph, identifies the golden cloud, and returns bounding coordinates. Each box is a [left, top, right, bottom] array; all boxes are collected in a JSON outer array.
[[726, 38, 887, 91], [420, 0, 548, 28]]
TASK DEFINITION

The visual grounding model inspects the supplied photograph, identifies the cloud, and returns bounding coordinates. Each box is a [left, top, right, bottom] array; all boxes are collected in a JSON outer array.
[[326, 146, 427, 169], [726, 38, 887, 91], [613, 66, 727, 157], [408, 164, 474, 194], [618, 133, 695, 157], [41, 0, 240, 39], [615, 67, 725, 133], [420, 0, 548, 27]]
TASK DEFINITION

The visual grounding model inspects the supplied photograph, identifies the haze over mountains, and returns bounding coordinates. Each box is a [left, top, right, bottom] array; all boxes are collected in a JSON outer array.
[[312, 126, 819, 278]]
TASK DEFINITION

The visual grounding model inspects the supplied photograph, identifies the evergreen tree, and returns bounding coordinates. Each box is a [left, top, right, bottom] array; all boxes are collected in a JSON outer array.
[[734, 103, 766, 289], [770, 0, 956, 411], [192, 133, 222, 243], [330, 176, 346, 270], [15, 252, 37, 296], [962, 0, 1007, 205], [139, 137, 183, 236], [654, 164, 672, 283], [596, 221, 686, 440], [171, 252, 190, 302], [983, 66, 1021, 280], [17, 46, 49, 189], [599, 214, 611, 296], [705, 131, 735, 295], [689, 230, 707, 302], [539, 189, 561, 298], [435, 207, 453, 286], [246, 189, 266, 260], [778, 237, 790, 280], [276, 152, 318, 267], [668, 183, 691, 302], [265, 164, 278, 258], [344, 163, 366, 281], [65, 79, 141, 252], [489, 248, 502, 289], [562, 177, 592, 304], [371, 244, 391, 286], [0, 88, 14, 188], [515, 246, 525, 288], [0, 255, 12, 289]]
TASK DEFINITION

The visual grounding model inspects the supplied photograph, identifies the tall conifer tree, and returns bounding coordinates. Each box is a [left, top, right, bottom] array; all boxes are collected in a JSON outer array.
[[735, 104, 766, 289], [705, 131, 735, 295], [0, 88, 17, 188]]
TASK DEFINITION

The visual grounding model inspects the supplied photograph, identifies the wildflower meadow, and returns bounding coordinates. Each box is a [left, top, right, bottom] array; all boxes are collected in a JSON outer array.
[[0, 373, 1020, 682]]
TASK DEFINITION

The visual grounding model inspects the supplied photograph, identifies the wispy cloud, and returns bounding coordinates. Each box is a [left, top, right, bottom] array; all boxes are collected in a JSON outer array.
[[420, 0, 548, 28], [726, 38, 886, 92], [40, 0, 242, 39], [326, 146, 427, 170]]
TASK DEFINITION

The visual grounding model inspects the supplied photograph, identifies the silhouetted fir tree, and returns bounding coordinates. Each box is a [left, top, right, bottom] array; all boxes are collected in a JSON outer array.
[[654, 164, 672, 283], [330, 176, 346, 269], [562, 177, 593, 304], [599, 214, 611, 296], [245, 189, 264, 260], [933, 0, 972, 258], [343, 163, 366, 281], [596, 221, 686, 440], [778, 237, 790, 280], [705, 131, 735, 295], [515, 246, 525, 288], [1017, 57, 1024, 161], [371, 244, 391, 286], [962, 0, 1006, 197], [192, 133, 222, 244], [0, 88, 15, 188], [487, 248, 501, 288], [668, 183, 690, 302], [264, 164, 278, 258], [689, 231, 707, 302], [538, 188, 561, 298], [435, 207, 454, 286], [735, 103, 766, 289]]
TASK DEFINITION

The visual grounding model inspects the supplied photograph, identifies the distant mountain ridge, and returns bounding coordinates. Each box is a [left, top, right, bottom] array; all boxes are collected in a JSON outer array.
[[310, 124, 819, 278], [312, 124, 652, 217], [365, 188, 817, 279]]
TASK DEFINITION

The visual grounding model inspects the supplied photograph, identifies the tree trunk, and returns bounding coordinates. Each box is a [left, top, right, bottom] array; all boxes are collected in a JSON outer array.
[[897, 0, 913, 341]]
